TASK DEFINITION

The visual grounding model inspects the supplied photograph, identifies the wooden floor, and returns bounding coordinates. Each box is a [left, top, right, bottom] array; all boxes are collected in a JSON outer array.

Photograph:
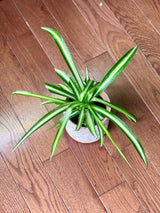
[[0, 0, 160, 212]]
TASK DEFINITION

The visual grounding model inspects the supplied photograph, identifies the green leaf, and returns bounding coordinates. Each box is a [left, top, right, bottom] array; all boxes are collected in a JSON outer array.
[[92, 97, 137, 123], [76, 106, 85, 131], [41, 27, 84, 91], [55, 68, 73, 84], [45, 82, 75, 100], [58, 83, 73, 94], [93, 47, 138, 98], [88, 106, 131, 166], [92, 105, 147, 167], [88, 107, 104, 146], [11, 90, 67, 105], [85, 66, 89, 81], [47, 109, 80, 132], [55, 69, 80, 100], [12, 103, 71, 152], [80, 79, 94, 101], [41, 100, 57, 105], [50, 107, 72, 159], [85, 108, 98, 138], [50, 102, 82, 159], [68, 77, 80, 100]]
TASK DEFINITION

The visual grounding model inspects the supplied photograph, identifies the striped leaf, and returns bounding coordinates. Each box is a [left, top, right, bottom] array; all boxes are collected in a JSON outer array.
[[92, 105, 147, 167], [45, 82, 75, 100], [41, 27, 84, 90], [55, 69, 80, 99], [50, 102, 82, 158], [89, 106, 131, 166], [12, 103, 71, 152], [85, 66, 89, 82], [93, 47, 138, 98], [85, 108, 98, 138], [58, 83, 73, 94], [68, 77, 80, 100], [92, 97, 137, 123], [80, 79, 94, 101], [11, 90, 67, 105], [76, 106, 85, 131], [50, 107, 72, 159]]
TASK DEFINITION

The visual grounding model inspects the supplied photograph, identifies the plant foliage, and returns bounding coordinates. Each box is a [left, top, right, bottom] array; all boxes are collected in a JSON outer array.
[[11, 27, 147, 167]]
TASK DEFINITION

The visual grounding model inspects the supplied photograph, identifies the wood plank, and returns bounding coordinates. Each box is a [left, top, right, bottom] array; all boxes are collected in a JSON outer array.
[[0, 89, 68, 213], [45, 149, 107, 213], [74, 0, 160, 124], [41, 0, 106, 60], [113, 146, 160, 213], [13, 0, 85, 75], [0, 34, 68, 161], [0, 153, 30, 213], [65, 134, 124, 196], [104, 0, 160, 76], [0, 0, 29, 40], [86, 52, 160, 172], [100, 182, 145, 213], [134, 0, 160, 33], [8, 31, 64, 112]]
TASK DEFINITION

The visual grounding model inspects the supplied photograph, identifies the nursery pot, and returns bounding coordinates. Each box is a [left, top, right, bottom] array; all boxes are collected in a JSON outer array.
[[65, 92, 111, 143]]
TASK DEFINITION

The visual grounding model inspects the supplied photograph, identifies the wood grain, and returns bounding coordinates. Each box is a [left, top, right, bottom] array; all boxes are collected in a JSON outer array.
[[0, 153, 30, 213], [13, 0, 85, 75], [0, 34, 68, 161], [42, 0, 106, 61], [134, 0, 160, 34], [100, 182, 145, 213], [86, 51, 160, 172], [65, 134, 124, 196], [0, 0, 29, 40], [74, 0, 160, 124], [8, 31, 64, 111], [104, 0, 160, 76], [45, 149, 107, 212], [0, 89, 68, 213], [113, 145, 160, 213]]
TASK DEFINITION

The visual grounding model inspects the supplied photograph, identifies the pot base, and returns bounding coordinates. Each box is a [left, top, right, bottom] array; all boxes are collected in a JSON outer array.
[[65, 118, 110, 143]]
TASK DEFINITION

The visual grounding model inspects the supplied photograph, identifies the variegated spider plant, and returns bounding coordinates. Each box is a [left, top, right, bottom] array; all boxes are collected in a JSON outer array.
[[11, 27, 147, 167]]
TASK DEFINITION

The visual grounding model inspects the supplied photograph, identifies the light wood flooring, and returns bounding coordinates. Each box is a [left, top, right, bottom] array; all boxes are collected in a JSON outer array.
[[0, 0, 160, 212]]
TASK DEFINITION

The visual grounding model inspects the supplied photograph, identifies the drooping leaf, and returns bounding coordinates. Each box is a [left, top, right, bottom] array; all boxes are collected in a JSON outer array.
[[92, 97, 137, 123], [97, 122, 104, 147], [12, 103, 71, 152], [92, 105, 147, 167], [88, 106, 131, 166], [11, 90, 67, 105], [41, 27, 84, 90], [50, 107, 72, 159], [41, 100, 57, 105], [45, 82, 75, 100], [50, 102, 82, 159], [93, 47, 138, 98]]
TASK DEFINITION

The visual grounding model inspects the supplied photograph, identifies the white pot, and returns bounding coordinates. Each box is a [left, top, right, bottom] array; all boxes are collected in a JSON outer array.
[[65, 92, 111, 143]]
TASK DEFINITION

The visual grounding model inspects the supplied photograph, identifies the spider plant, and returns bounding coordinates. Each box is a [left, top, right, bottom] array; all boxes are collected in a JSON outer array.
[[11, 27, 147, 167]]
